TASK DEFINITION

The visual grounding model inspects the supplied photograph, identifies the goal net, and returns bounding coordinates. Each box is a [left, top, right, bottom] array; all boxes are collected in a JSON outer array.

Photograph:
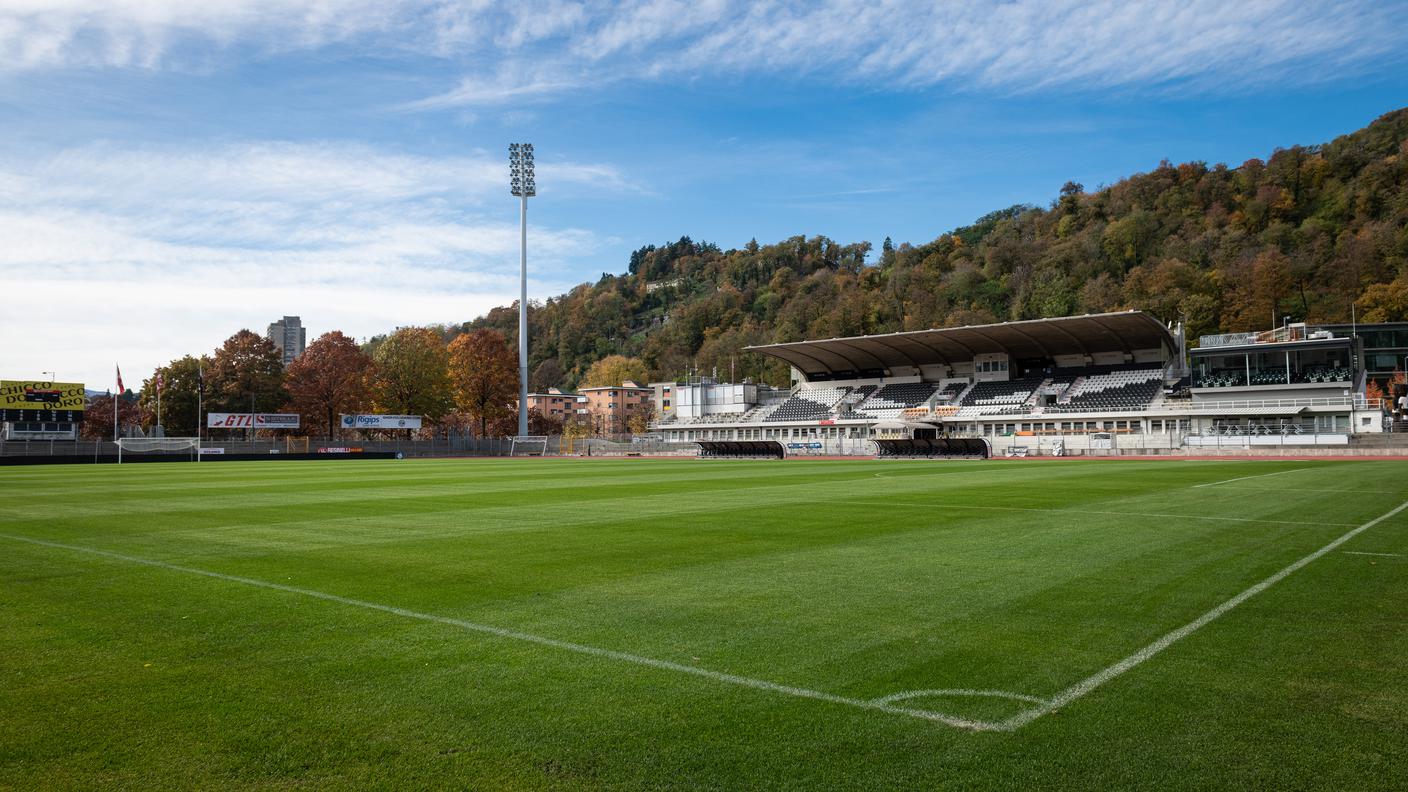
[[116, 437, 201, 463], [509, 435, 549, 457], [286, 435, 310, 453]]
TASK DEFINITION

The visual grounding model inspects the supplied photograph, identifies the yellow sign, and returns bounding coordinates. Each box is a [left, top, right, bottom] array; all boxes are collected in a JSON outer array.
[[0, 380, 87, 411]]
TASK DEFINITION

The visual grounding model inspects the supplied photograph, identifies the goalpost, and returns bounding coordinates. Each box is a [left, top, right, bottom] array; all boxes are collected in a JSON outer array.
[[286, 435, 310, 454], [116, 437, 201, 463], [509, 435, 549, 457]]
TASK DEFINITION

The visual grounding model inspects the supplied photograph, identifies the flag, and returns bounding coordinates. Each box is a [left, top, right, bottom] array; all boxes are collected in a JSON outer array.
[[156, 371, 164, 393], [116, 364, 124, 395]]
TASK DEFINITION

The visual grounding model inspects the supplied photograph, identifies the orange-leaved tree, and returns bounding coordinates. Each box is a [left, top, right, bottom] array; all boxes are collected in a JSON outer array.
[[206, 329, 286, 415], [448, 329, 518, 437], [284, 331, 376, 439]]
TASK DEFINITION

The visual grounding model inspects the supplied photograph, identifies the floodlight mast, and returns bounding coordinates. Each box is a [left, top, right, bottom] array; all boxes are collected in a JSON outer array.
[[509, 143, 536, 438]]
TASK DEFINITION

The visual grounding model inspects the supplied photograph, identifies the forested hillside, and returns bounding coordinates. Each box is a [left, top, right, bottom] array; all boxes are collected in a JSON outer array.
[[464, 108, 1408, 389]]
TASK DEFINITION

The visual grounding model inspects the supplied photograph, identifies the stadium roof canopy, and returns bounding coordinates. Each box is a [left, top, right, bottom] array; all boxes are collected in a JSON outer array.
[[745, 311, 1175, 378]]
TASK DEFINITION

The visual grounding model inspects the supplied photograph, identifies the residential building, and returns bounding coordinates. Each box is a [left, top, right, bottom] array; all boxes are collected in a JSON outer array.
[[523, 388, 579, 421], [578, 380, 653, 434], [267, 316, 307, 367]]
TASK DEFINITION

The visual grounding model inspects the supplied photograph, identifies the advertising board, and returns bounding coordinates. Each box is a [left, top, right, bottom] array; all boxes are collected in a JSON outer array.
[[339, 414, 422, 430], [206, 413, 302, 429]]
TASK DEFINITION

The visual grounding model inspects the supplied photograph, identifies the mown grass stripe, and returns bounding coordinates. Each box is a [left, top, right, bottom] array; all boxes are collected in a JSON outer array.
[[998, 498, 1408, 730], [0, 532, 1004, 732]]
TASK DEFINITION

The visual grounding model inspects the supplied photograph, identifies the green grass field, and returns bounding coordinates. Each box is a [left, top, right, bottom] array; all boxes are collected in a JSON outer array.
[[3, 457, 1407, 790]]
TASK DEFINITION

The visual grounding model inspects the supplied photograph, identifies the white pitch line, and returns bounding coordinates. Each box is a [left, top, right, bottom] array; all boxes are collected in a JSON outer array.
[[1191, 467, 1312, 489], [0, 533, 1003, 732], [874, 688, 1049, 706], [996, 498, 1408, 732], [867, 499, 1354, 528], [1199, 486, 1390, 496], [1343, 550, 1403, 558]]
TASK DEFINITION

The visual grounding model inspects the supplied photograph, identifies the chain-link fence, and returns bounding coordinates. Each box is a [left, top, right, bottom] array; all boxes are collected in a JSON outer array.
[[0, 436, 518, 461], [0, 435, 704, 462]]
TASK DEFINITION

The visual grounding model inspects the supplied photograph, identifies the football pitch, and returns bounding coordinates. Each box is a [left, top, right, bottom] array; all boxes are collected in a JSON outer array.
[[3, 457, 1406, 790]]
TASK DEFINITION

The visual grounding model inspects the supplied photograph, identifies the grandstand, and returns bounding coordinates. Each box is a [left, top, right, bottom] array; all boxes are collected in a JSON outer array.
[[652, 311, 1385, 455], [765, 385, 850, 422], [850, 382, 939, 419]]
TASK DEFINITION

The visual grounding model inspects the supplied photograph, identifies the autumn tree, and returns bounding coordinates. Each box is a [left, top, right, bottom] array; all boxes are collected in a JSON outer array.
[[371, 327, 452, 421], [206, 330, 286, 416], [82, 393, 148, 440], [1366, 377, 1386, 406], [627, 400, 656, 436], [284, 331, 376, 439], [1222, 250, 1295, 331], [1355, 276, 1408, 322], [581, 354, 648, 388], [562, 419, 591, 442], [448, 328, 518, 437], [529, 358, 565, 392], [137, 355, 206, 437], [528, 409, 565, 436]]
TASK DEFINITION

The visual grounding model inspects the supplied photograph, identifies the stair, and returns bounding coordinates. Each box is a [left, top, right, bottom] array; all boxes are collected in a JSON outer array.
[[1058, 376, 1086, 405], [1023, 379, 1052, 411]]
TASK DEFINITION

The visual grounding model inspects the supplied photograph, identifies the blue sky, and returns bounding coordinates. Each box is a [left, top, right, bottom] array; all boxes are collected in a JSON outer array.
[[2, 0, 1407, 389]]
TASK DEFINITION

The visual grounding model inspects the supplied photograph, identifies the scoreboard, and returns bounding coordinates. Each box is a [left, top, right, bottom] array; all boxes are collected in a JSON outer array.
[[1, 380, 86, 423]]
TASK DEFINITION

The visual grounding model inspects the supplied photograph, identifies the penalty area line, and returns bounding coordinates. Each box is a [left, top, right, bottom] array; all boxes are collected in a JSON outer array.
[[0, 533, 1005, 733], [1191, 467, 1312, 489], [997, 497, 1408, 732]]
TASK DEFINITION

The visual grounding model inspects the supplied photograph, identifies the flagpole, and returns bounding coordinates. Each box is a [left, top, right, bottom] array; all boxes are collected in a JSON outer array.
[[197, 360, 203, 463], [113, 364, 119, 443]]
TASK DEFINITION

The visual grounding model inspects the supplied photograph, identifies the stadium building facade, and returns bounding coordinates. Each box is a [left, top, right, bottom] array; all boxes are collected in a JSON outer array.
[[652, 312, 1385, 455]]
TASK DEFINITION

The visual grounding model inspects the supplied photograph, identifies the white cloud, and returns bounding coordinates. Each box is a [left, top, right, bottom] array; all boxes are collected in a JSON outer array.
[[0, 140, 626, 387], [2, 1, 1400, 99], [0, 0, 416, 70]]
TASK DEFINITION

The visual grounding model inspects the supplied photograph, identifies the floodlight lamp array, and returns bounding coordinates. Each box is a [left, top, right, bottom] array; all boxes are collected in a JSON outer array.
[[509, 142, 536, 197]]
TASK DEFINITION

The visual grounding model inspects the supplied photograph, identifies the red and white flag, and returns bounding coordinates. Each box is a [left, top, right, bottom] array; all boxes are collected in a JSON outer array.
[[116, 364, 124, 394]]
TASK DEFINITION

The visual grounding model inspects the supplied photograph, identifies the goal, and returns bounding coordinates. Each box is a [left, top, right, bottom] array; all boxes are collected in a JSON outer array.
[[116, 437, 201, 463], [509, 435, 549, 457], [286, 435, 310, 454]]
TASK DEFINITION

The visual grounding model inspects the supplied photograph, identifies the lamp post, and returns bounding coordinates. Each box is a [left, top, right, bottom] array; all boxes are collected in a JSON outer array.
[[509, 143, 535, 439]]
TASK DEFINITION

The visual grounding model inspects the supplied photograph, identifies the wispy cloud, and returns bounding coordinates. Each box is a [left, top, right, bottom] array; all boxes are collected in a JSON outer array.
[[0, 0, 418, 71], [5, 1, 1400, 101], [0, 140, 630, 385]]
